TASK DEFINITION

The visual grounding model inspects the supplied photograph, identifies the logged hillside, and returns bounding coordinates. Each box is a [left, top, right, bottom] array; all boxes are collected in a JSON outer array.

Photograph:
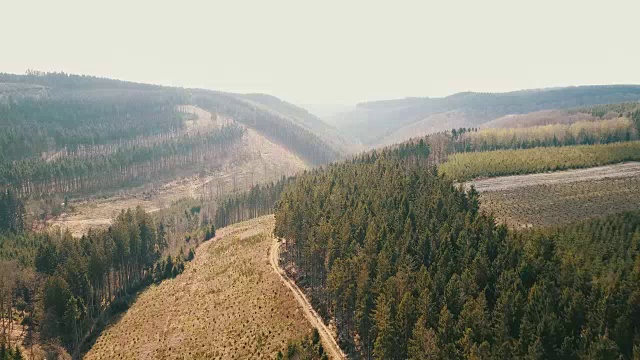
[[191, 90, 342, 165], [33, 101, 310, 238], [467, 162, 640, 228], [331, 85, 640, 147], [0, 72, 345, 237], [0, 72, 340, 197], [85, 216, 314, 360], [0, 194, 196, 358], [273, 150, 640, 359]]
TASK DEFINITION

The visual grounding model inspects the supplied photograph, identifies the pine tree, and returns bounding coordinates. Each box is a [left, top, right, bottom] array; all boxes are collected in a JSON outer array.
[[396, 291, 417, 359], [408, 316, 439, 359], [437, 304, 457, 359], [373, 292, 397, 359]]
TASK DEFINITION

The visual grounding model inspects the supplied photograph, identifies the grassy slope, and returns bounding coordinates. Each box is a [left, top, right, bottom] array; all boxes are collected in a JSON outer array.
[[84, 216, 312, 359]]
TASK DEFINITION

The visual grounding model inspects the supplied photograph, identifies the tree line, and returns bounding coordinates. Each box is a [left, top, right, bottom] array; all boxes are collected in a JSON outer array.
[[214, 176, 294, 228], [439, 140, 640, 181], [450, 117, 636, 153], [0, 125, 244, 196], [211, 138, 433, 230], [573, 101, 640, 119], [192, 90, 341, 165], [272, 148, 640, 359]]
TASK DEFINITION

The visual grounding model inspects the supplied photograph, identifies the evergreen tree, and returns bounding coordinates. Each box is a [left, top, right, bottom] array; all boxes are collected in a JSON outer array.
[[373, 292, 397, 359]]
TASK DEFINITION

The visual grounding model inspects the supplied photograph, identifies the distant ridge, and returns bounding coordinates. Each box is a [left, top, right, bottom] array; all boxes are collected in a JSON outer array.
[[331, 85, 640, 148], [0, 71, 344, 165]]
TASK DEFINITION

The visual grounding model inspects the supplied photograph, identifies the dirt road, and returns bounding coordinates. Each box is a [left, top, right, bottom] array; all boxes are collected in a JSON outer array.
[[270, 238, 347, 360], [465, 161, 640, 193]]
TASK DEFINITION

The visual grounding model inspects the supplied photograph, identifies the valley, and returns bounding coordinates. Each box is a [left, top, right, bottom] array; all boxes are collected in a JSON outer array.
[[3, 0, 640, 357], [2, 72, 640, 360]]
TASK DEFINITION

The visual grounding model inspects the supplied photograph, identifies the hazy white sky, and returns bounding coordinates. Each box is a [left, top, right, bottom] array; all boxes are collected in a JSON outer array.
[[2, 0, 639, 104]]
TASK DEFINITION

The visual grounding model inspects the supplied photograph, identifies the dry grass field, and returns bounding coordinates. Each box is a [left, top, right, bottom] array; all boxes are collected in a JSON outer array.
[[477, 176, 640, 229], [84, 216, 313, 359]]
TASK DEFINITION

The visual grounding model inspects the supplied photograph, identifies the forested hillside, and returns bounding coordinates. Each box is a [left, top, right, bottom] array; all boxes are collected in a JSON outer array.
[[0, 73, 187, 162], [214, 176, 294, 228], [2, 125, 244, 196], [238, 93, 356, 154], [366, 111, 640, 182], [273, 150, 640, 359], [331, 85, 640, 147], [191, 90, 342, 165], [0, 72, 342, 199]]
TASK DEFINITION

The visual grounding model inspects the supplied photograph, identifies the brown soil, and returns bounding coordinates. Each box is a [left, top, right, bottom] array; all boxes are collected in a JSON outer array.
[[467, 163, 640, 229], [465, 161, 640, 193]]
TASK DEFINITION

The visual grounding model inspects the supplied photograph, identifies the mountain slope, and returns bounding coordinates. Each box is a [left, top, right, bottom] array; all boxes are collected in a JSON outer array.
[[238, 93, 358, 154], [189, 89, 343, 165], [273, 148, 640, 358], [0, 72, 343, 200], [0, 72, 342, 167], [333, 85, 640, 147]]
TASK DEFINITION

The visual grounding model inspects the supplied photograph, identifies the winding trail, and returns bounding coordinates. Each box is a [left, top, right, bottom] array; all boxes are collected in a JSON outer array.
[[270, 238, 347, 360]]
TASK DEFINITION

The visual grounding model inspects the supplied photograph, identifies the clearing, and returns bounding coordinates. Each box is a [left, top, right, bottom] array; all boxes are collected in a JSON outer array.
[[465, 162, 640, 228], [45, 107, 308, 237], [85, 216, 313, 359], [466, 161, 640, 192]]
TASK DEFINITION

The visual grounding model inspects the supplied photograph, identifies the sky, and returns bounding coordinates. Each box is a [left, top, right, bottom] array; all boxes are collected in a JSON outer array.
[[2, 0, 640, 105]]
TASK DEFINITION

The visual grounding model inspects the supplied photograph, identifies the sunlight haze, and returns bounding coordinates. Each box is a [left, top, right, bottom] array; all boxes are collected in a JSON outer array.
[[3, 0, 639, 104]]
